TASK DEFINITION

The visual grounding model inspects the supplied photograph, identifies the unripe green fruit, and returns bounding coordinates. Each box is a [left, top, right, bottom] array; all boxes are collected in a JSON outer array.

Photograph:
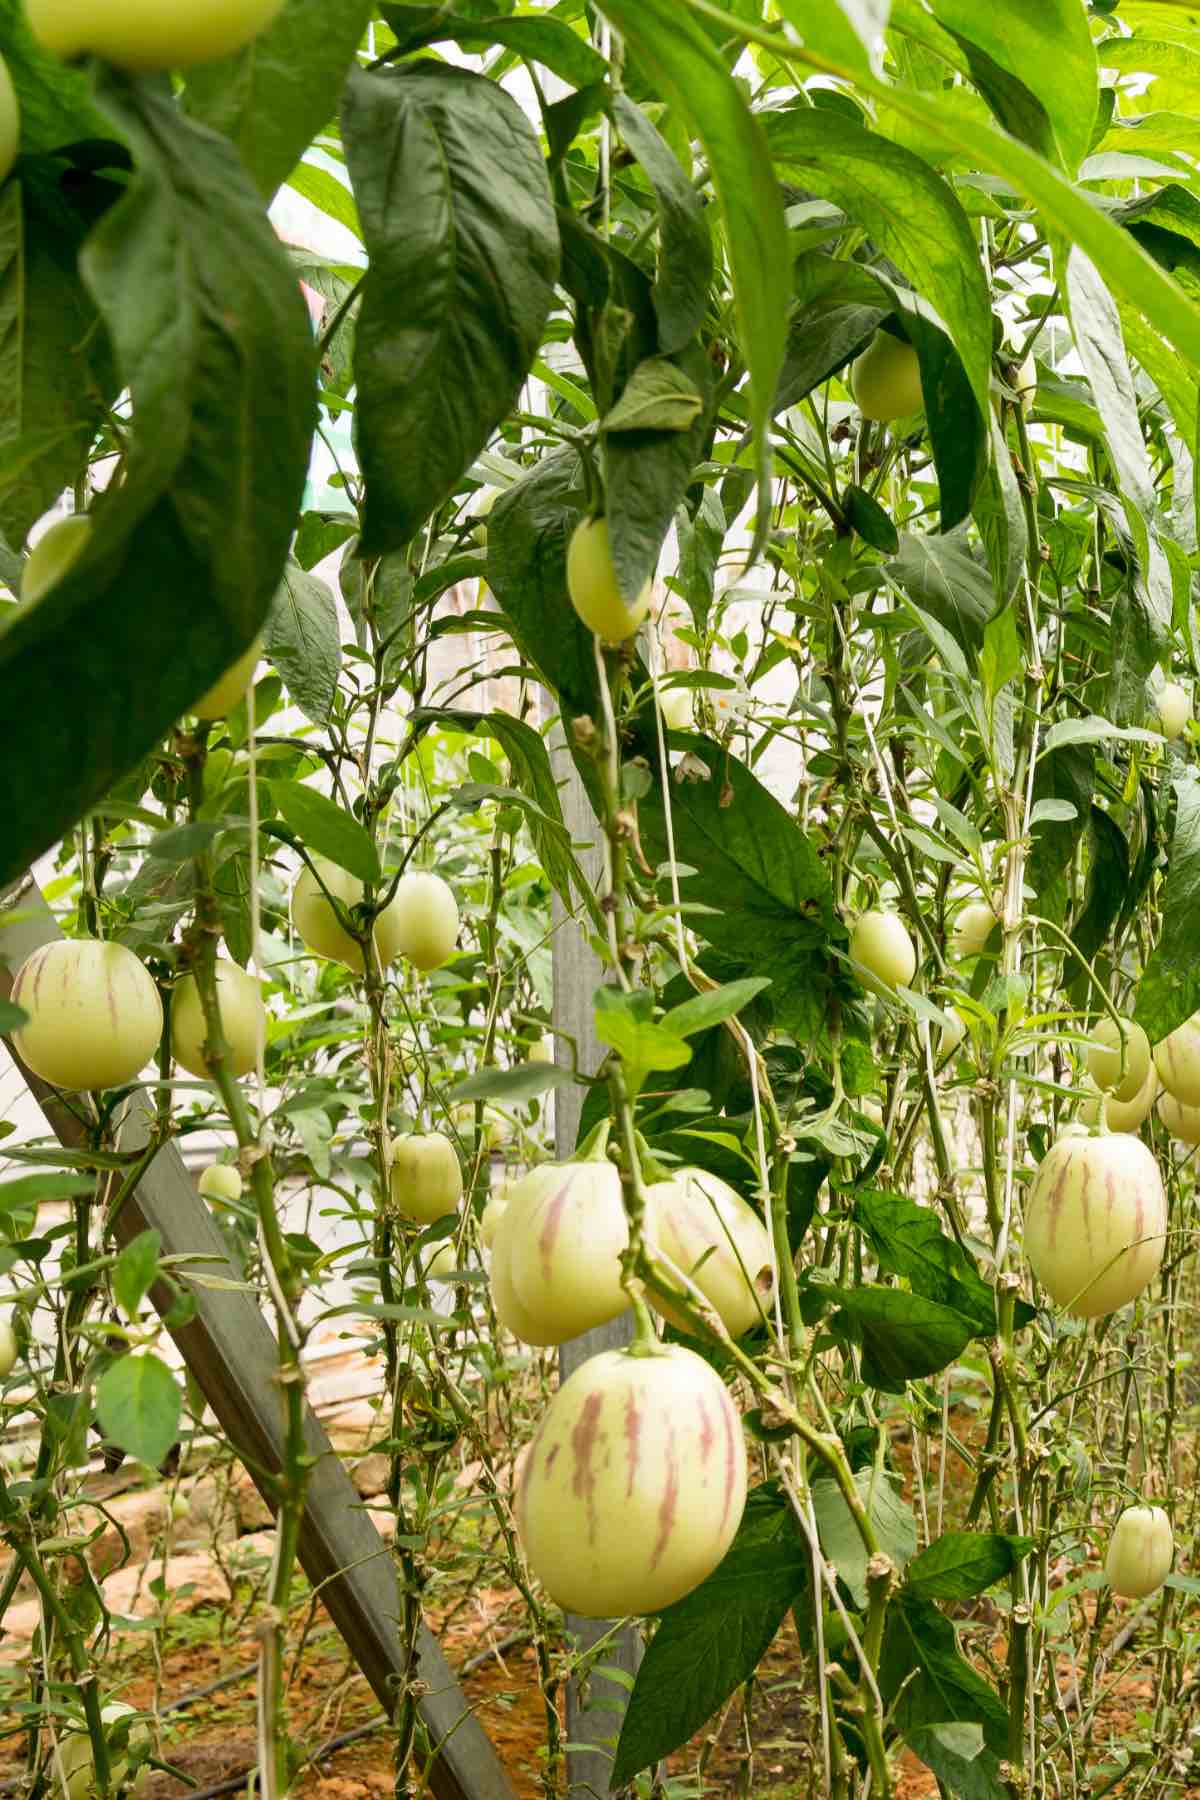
[[850, 333, 923, 422], [566, 516, 652, 643], [60, 1702, 150, 1800], [850, 910, 916, 992], [191, 636, 263, 720], [1024, 1130, 1166, 1317], [0, 55, 18, 186], [497, 1161, 630, 1345], [11, 939, 162, 1091], [1079, 1066, 1157, 1134], [172, 961, 265, 1079], [198, 1163, 243, 1203], [23, 514, 91, 604], [1157, 680, 1191, 741], [26, 0, 286, 70], [390, 1132, 463, 1223], [1157, 1088, 1200, 1146], [1087, 1017, 1152, 1104], [292, 856, 406, 973], [0, 1312, 18, 1378], [645, 1168, 773, 1338], [659, 684, 696, 731], [951, 901, 997, 960], [1153, 1018, 1200, 1107], [516, 1343, 747, 1617], [1105, 1504, 1173, 1599], [390, 871, 459, 972]]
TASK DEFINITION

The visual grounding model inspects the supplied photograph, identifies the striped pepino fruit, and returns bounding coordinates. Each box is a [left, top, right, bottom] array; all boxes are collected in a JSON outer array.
[[491, 1160, 630, 1345], [11, 939, 163, 1091], [1024, 1127, 1166, 1317], [644, 1167, 773, 1337], [516, 1343, 747, 1616]]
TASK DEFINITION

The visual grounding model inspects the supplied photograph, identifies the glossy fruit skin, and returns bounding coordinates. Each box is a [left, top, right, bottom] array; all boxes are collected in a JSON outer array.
[[939, 1008, 967, 1056], [198, 1163, 243, 1203], [645, 1168, 773, 1337], [390, 1132, 463, 1223], [292, 856, 405, 973], [60, 1702, 149, 1800], [851, 910, 916, 992], [172, 961, 264, 1079], [1024, 1130, 1166, 1318], [951, 901, 997, 960], [516, 1343, 747, 1617], [12, 939, 162, 1091], [566, 516, 652, 643], [499, 1161, 630, 1345], [1079, 1066, 1157, 1134], [1157, 680, 1191, 740], [850, 332, 923, 422], [23, 514, 91, 604], [0, 54, 17, 186], [0, 1313, 18, 1379], [1153, 1019, 1200, 1107], [1105, 1505, 1173, 1599], [191, 636, 263, 720], [27, 0, 286, 70], [391, 871, 459, 971], [1157, 1088, 1200, 1146], [659, 684, 696, 731], [1087, 1017, 1152, 1104]]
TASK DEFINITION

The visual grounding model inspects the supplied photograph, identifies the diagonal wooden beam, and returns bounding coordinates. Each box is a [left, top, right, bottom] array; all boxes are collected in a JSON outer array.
[[0, 878, 514, 1800]]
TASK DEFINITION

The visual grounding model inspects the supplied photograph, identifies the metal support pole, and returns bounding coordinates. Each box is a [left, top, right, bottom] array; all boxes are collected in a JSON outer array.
[[0, 878, 514, 1800], [550, 740, 641, 1797]]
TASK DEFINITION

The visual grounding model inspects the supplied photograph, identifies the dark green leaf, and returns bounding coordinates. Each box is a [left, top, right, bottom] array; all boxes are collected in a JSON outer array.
[[112, 1229, 161, 1321], [661, 977, 771, 1040], [843, 484, 898, 554], [854, 1190, 996, 1336], [96, 1352, 181, 1469], [271, 782, 381, 884], [1071, 804, 1130, 995], [881, 1588, 1008, 1757], [674, 486, 726, 633], [0, 0, 113, 153], [0, 999, 28, 1033], [342, 61, 559, 552], [887, 532, 997, 659], [973, 410, 1026, 605], [391, 9, 607, 87], [823, 1285, 976, 1391], [605, 341, 713, 603], [812, 1469, 917, 1606], [264, 562, 341, 725], [610, 1487, 808, 1786], [603, 357, 705, 434], [613, 94, 712, 356], [1136, 771, 1200, 1040], [906, 1531, 1034, 1603], [904, 1723, 1007, 1800]]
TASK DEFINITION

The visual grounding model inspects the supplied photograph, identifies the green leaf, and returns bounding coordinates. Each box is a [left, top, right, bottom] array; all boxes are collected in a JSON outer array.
[[264, 562, 341, 726], [822, 1285, 976, 1391], [596, 0, 790, 554], [0, 1172, 92, 1240], [448, 1063, 575, 1106], [979, 605, 1024, 712], [386, 8, 607, 87], [843, 484, 899, 554], [929, 0, 1097, 172], [853, 1190, 996, 1336], [904, 1723, 1007, 1800], [774, 0, 886, 82], [0, 0, 113, 153], [605, 342, 714, 602], [610, 1486, 808, 1786], [1070, 805, 1130, 996], [1040, 716, 1160, 754], [887, 532, 997, 658], [0, 72, 315, 890], [594, 986, 693, 1095], [183, 0, 374, 197], [613, 94, 713, 356], [342, 61, 559, 553], [661, 977, 771, 1041], [271, 782, 381, 884], [0, 998, 28, 1033], [112, 1229, 162, 1321], [1136, 771, 1200, 1042], [881, 1588, 1008, 1757], [603, 357, 705, 434], [96, 1353, 181, 1469], [905, 1531, 1034, 1603], [812, 1468, 917, 1606], [972, 409, 1027, 605]]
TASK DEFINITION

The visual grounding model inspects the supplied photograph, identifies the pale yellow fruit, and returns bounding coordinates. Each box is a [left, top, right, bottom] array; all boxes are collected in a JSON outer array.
[[1105, 1504, 1173, 1599], [850, 910, 916, 992], [1157, 681, 1191, 741], [390, 871, 459, 972], [27, 0, 286, 70], [292, 856, 406, 973], [1087, 1017, 1152, 1104], [424, 1241, 459, 1283], [0, 1312, 17, 1379], [850, 333, 923, 422], [951, 901, 997, 960], [489, 1168, 557, 1342], [390, 1132, 463, 1224], [1157, 1088, 1200, 1146], [198, 1163, 243, 1203], [23, 515, 91, 604], [59, 1702, 150, 1800], [566, 516, 652, 643], [191, 636, 263, 720], [172, 961, 264, 1079], [527, 1033, 555, 1065], [0, 54, 18, 186], [1079, 1066, 1157, 1134], [645, 1169, 773, 1338], [479, 1194, 508, 1250], [939, 1008, 967, 1056], [1024, 1131, 1166, 1318], [659, 684, 696, 731], [501, 1161, 630, 1345], [516, 1343, 747, 1616], [1154, 1019, 1200, 1107], [1013, 350, 1037, 414], [11, 939, 162, 1091]]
